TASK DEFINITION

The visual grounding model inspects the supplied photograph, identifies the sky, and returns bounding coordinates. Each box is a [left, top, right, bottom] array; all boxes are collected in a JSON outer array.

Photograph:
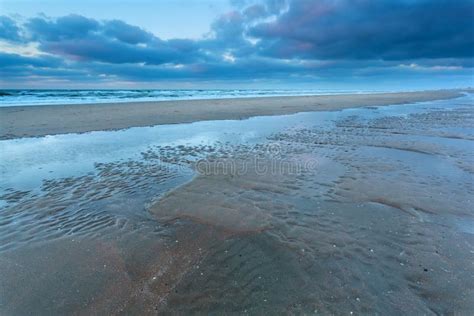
[[0, 0, 473, 89]]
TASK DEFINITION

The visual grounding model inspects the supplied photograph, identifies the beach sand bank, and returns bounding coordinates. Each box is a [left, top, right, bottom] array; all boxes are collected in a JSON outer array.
[[0, 92, 473, 314], [0, 90, 465, 139]]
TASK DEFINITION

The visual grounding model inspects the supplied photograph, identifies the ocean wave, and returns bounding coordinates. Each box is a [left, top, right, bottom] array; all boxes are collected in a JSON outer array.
[[0, 89, 377, 107]]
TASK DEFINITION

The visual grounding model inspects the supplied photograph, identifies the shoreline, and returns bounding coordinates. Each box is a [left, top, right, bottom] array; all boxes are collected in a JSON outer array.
[[0, 89, 467, 140], [0, 90, 386, 107]]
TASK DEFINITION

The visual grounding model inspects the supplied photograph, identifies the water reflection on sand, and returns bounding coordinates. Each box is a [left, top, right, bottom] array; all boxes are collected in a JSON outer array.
[[1, 95, 473, 314]]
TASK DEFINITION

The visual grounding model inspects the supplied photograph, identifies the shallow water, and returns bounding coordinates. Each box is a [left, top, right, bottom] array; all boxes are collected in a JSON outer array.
[[0, 94, 473, 314]]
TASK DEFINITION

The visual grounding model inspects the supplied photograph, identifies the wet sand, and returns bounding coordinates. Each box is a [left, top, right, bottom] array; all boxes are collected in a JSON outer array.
[[0, 93, 473, 314], [0, 90, 465, 139], [149, 97, 474, 313]]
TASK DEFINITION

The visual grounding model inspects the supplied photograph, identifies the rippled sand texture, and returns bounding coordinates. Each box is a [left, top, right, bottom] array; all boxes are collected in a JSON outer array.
[[1, 96, 473, 314], [151, 100, 474, 314]]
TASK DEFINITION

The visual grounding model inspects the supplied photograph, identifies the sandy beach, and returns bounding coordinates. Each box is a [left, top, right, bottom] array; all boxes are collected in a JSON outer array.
[[0, 90, 465, 139], [1, 92, 473, 314]]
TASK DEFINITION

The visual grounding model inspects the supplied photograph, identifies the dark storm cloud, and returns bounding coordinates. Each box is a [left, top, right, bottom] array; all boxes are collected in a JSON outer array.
[[26, 14, 100, 41], [0, 0, 472, 86], [36, 36, 202, 65], [250, 0, 474, 60], [21, 14, 207, 65]]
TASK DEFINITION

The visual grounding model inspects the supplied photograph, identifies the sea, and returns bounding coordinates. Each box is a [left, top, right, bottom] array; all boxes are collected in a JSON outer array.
[[0, 89, 382, 106]]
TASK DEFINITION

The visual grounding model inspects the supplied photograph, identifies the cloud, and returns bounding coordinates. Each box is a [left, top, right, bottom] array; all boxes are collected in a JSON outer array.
[[18, 14, 209, 65], [0, 52, 62, 68], [103, 20, 153, 44], [26, 14, 99, 41], [0, 16, 23, 42], [0, 0, 472, 88], [250, 0, 474, 60], [243, 4, 267, 20]]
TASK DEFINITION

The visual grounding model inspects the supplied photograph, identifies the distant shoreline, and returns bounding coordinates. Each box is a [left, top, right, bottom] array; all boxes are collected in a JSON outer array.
[[0, 89, 389, 107], [0, 90, 467, 140]]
